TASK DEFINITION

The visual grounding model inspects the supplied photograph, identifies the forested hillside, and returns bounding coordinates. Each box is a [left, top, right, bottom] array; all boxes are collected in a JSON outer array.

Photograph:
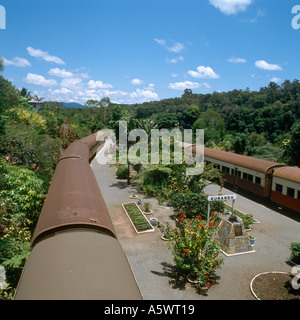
[[129, 84, 300, 165], [0, 71, 300, 298]]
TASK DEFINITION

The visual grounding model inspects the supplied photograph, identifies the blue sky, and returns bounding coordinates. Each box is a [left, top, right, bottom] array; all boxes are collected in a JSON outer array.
[[1, 0, 300, 104]]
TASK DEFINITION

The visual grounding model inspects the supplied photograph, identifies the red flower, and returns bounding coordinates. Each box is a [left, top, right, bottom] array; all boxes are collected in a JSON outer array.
[[184, 249, 189, 254]]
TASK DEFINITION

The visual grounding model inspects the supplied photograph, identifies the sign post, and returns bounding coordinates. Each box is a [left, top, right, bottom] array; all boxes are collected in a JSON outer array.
[[207, 194, 237, 222]]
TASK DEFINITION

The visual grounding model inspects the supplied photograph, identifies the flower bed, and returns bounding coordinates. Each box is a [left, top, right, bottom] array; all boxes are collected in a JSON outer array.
[[250, 272, 300, 300], [122, 202, 154, 234]]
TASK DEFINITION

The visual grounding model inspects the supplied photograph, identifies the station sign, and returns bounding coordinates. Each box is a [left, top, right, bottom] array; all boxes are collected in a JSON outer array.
[[207, 194, 237, 202]]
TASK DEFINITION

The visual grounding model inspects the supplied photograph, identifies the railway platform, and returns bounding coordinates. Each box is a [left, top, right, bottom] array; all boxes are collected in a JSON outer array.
[[91, 159, 300, 301]]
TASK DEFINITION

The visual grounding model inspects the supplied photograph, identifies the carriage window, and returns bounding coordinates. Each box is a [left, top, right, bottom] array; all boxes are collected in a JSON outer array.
[[233, 169, 241, 177], [222, 166, 230, 174], [287, 187, 295, 198], [243, 172, 253, 183], [255, 177, 261, 185], [298, 191, 300, 200], [276, 184, 283, 193]]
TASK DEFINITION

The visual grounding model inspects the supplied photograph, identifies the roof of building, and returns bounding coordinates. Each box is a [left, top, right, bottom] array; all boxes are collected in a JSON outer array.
[[273, 166, 300, 184], [188, 145, 283, 173]]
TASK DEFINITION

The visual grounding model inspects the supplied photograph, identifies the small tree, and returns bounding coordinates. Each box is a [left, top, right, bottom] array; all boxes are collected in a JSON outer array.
[[158, 213, 223, 290]]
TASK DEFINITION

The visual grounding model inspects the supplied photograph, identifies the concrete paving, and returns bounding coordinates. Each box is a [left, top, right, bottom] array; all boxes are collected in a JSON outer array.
[[91, 159, 300, 300]]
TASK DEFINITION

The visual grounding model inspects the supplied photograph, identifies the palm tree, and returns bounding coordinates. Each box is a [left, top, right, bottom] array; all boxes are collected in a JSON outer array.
[[0, 57, 4, 72], [19, 87, 32, 99]]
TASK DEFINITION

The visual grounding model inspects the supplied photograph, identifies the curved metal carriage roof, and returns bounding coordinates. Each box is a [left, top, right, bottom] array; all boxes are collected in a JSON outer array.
[[188, 145, 283, 173], [273, 166, 300, 184], [31, 131, 115, 246], [15, 230, 143, 300]]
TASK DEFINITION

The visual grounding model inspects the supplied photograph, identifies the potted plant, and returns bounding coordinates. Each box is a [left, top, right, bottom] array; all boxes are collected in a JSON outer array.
[[136, 195, 143, 205], [249, 234, 255, 246], [157, 222, 169, 241], [150, 217, 158, 226], [143, 202, 153, 215], [129, 192, 138, 199], [289, 242, 300, 265]]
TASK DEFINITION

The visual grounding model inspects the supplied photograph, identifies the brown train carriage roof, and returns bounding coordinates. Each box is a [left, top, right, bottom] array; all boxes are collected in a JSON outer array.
[[273, 166, 300, 184], [188, 145, 283, 173], [31, 132, 114, 246]]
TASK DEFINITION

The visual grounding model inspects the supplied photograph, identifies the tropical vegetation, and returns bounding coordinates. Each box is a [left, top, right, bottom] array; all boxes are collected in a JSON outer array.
[[0, 60, 299, 298], [158, 212, 224, 290]]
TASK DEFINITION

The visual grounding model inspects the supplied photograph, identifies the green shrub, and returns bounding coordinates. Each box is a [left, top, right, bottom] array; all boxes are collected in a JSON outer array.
[[116, 165, 129, 179], [290, 242, 300, 264], [0, 163, 44, 299], [171, 192, 208, 219], [1, 164, 45, 229]]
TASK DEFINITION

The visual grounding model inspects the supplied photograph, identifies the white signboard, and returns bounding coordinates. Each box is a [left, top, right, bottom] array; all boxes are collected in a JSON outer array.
[[207, 194, 237, 222], [208, 194, 237, 202]]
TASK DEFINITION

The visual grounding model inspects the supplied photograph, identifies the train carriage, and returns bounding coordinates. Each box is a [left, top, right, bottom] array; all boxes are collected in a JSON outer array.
[[188, 146, 300, 213], [271, 166, 300, 212], [192, 146, 284, 198]]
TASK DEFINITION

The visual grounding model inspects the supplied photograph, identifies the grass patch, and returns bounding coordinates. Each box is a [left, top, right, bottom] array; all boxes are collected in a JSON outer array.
[[122, 202, 154, 233]]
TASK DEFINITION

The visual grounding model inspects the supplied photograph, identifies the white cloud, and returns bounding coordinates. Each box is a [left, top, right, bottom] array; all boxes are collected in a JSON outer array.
[[50, 87, 72, 95], [168, 81, 201, 90], [24, 73, 58, 87], [3, 57, 31, 68], [228, 57, 247, 64], [88, 80, 113, 89], [27, 46, 65, 65], [154, 38, 185, 53], [61, 77, 82, 87], [255, 60, 282, 71], [130, 89, 158, 100], [131, 78, 144, 85], [209, 0, 252, 15], [270, 77, 281, 83], [187, 66, 220, 79], [166, 56, 184, 64], [48, 68, 73, 78]]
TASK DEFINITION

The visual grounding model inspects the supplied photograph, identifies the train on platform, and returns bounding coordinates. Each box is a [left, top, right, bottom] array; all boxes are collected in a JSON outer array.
[[188, 145, 300, 214], [14, 132, 143, 300]]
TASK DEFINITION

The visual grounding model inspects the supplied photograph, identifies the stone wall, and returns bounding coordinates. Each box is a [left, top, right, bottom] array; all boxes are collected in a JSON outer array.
[[215, 218, 254, 256]]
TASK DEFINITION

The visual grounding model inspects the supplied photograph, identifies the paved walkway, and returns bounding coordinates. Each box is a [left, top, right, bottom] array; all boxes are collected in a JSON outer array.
[[91, 159, 300, 300]]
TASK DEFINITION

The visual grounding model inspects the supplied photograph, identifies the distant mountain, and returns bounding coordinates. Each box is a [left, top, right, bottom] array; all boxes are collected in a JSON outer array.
[[61, 102, 84, 109]]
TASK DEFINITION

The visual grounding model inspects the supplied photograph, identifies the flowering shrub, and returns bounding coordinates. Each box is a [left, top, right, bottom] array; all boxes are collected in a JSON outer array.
[[158, 212, 223, 289]]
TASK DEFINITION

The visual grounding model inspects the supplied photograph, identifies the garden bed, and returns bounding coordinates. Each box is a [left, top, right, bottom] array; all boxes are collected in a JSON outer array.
[[250, 272, 300, 300], [122, 202, 154, 234]]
